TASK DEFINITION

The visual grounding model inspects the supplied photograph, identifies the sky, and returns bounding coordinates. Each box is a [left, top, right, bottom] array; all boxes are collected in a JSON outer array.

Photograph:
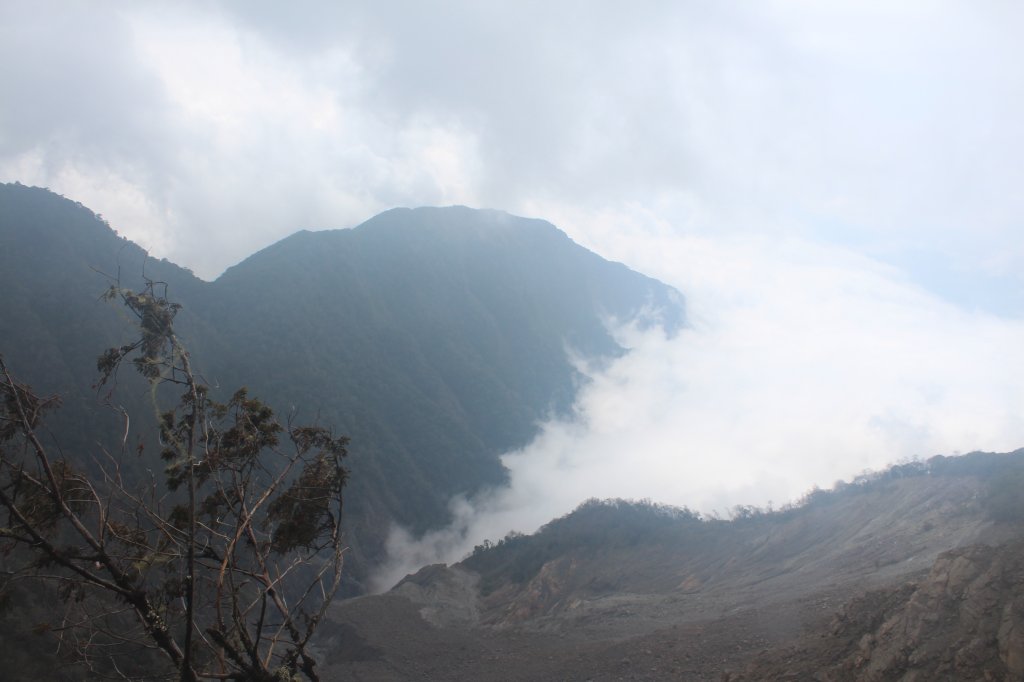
[[3, 1, 1024, 580]]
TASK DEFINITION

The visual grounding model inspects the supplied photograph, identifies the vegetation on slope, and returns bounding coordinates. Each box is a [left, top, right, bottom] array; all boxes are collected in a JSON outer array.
[[0, 183, 685, 589], [1, 282, 348, 681], [462, 449, 1024, 598]]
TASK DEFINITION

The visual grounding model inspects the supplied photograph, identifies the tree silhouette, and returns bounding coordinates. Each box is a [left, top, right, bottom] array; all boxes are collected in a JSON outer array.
[[0, 280, 347, 681]]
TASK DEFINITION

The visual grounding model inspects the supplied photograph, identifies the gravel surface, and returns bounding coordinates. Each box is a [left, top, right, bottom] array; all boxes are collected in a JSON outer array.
[[318, 476, 1023, 681]]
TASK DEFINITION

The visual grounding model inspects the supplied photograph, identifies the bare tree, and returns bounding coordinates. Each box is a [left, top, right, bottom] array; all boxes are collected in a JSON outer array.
[[0, 281, 348, 681]]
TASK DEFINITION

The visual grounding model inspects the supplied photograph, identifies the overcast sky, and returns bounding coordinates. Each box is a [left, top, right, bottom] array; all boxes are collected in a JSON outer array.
[[3, 1, 1024, 575]]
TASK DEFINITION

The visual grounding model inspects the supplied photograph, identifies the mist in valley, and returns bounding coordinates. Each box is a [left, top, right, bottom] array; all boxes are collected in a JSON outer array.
[[4, 0, 1024, 606], [376, 229, 1024, 590], [5, 4, 1024, 679]]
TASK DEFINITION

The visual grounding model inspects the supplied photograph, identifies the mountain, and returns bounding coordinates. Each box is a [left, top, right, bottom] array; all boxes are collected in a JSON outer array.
[[0, 182, 684, 589], [319, 450, 1024, 681], [0, 184, 208, 461], [5, 183, 1024, 681]]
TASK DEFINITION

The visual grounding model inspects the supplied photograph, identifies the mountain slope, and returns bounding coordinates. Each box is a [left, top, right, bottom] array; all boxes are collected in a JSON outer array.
[[0, 183, 684, 588], [0, 183, 207, 456], [199, 206, 684, 565], [320, 451, 1024, 680], [731, 539, 1024, 681]]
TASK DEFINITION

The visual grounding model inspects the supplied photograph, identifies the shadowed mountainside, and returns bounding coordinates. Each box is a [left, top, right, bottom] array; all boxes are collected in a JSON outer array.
[[0, 182, 684, 590]]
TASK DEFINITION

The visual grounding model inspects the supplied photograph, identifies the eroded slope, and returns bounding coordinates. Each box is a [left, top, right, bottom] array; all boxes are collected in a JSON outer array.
[[321, 452, 1024, 681]]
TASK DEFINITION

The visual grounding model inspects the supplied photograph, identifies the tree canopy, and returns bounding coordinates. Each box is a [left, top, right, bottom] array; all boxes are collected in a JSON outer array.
[[0, 280, 348, 681]]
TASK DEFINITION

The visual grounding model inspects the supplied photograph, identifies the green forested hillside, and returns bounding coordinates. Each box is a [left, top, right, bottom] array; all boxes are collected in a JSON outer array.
[[0, 183, 684, 589], [0, 184, 207, 464]]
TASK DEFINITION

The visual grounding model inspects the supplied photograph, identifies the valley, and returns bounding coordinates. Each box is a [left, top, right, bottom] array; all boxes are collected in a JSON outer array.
[[322, 457, 1024, 680], [2, 183, 1022, 681]]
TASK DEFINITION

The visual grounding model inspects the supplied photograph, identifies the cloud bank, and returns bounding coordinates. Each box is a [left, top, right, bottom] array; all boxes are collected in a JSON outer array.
[[2, 2, 1022, 589], [2, 2, 1022, 314], [374, 231, 1024, 590]]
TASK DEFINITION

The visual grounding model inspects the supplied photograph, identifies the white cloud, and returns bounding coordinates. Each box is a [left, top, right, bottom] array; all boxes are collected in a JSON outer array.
[[1, 2, 489, 278], [4, 2, 1023, 296], [3, 1, 1024, 586], [375, 231, 1024, 590]]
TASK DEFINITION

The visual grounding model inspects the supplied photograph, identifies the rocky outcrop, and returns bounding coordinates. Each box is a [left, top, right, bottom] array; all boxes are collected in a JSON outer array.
[[732, 541, 1024, 681], [481, 556, 580, 624], [390, 564, 481, 628]]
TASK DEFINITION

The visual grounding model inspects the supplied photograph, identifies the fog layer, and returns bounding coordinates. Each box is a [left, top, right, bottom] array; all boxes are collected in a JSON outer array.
[[374, 230, 1024, 590]]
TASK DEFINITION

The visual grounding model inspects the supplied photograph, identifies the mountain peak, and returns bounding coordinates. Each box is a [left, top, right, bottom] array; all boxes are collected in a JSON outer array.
[[0, 186, 683, 590]]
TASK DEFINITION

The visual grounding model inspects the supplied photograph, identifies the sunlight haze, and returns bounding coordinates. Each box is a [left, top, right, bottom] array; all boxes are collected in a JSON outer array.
[[3, 0, 1022, 563]]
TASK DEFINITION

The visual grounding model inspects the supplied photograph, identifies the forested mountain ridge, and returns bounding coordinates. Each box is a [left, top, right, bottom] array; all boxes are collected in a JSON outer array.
[[0, 182, 684, 590], [0, 184, 209, 464]]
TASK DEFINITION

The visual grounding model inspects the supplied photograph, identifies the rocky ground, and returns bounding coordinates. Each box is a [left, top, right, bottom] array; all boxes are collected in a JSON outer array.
[[730, 541, 1024, 681], [316, 467, 1024, 681]]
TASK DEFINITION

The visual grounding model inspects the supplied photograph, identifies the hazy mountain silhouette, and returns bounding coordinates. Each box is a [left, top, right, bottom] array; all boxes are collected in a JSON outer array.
[[0, 183, 684, 589], [5, 183, 1024, 681]]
